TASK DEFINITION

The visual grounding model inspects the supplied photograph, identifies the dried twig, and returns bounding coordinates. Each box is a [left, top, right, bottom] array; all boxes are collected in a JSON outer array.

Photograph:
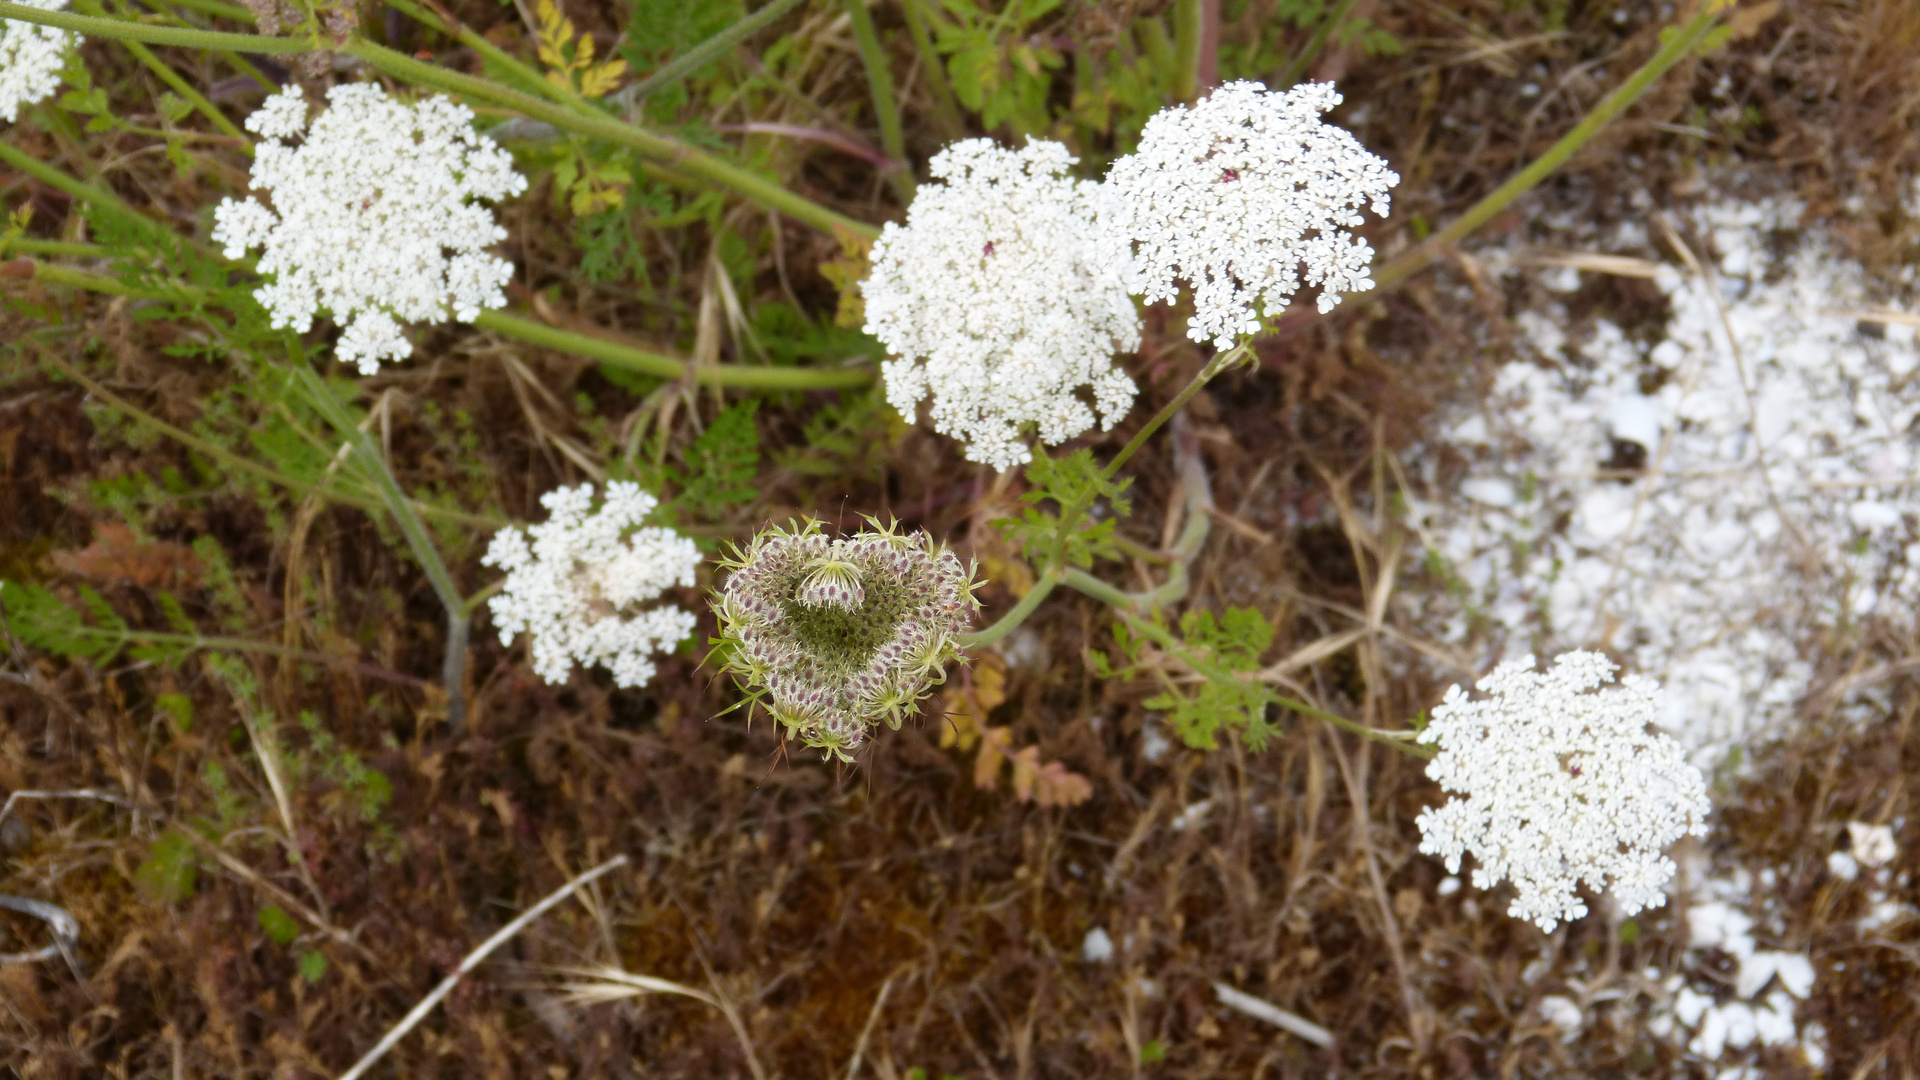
[[335, 854, 630, 1080]]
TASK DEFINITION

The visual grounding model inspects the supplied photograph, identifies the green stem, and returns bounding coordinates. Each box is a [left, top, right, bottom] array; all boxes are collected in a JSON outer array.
[[1101, 343, 1242, 482], [1172, 0, 1201, 102], [0, 1, 309, 49], [0, 1, 881, 239], [841, 0, 913, 203], [473, 310, 875, 390], [83, 0, 245, 140], [0, 139, 150, 230], [162, 0, 256, 21], [12, 261, 160, 297], [1370, 8, 1721, 293], [0, 238, 106, 258], [617, 0, 809, 112], [897, 0, 963, 141], [955, 570, 1060, 650], [381, 0, 585, 110], [344, 38, 879, 239], [290, 364, 470, 731]]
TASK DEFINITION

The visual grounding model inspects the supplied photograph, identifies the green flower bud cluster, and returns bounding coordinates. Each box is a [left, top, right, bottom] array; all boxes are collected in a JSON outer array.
[[713, 518, 981, 761]]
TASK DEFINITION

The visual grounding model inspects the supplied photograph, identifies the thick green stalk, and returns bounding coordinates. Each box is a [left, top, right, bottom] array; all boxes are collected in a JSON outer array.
[[163, 0, 255, 21], [0, 1, 309, 49], [1370, 9, 1721, 292], [0, 238, 105, 258], [618, 0, 809, 111], [0, 1, 880, 239], [473, 311, 875, 390], [841, 0, 913, 203], [10, 259, 155, 295], [1172, 0, 1202, 102], [291, 364, 471, 731], [955, 571, 1060, 650]]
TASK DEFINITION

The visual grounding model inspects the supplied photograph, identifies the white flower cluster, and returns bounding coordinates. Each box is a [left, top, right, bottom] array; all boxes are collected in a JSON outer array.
[[1416, 651, 1711, 932], [862, 138, 1140, 471], [1100, 80, 1399, 349], [213, 84, 526, 374], [0, 0, 72, 124], [482, 482, 701, 690]]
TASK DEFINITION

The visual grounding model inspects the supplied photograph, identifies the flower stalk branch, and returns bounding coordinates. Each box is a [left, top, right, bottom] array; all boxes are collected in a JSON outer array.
[[0, 0, 880, 239], [290, 364, 471, 731]]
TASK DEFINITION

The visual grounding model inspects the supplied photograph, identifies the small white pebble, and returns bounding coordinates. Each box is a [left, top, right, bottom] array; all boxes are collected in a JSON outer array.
[[1081, 927, 1114, 964]]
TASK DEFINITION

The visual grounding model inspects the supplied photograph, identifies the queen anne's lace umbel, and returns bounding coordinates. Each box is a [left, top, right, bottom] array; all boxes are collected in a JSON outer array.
[[714, 519, 980, 761], [1100, 80, 1398, 350], [1416, 651, 1711, 932], [482, 482, 700, 690], [0, 0, 72, 123], [862, 138, 1140, 471], [213, 84, 526, 374]]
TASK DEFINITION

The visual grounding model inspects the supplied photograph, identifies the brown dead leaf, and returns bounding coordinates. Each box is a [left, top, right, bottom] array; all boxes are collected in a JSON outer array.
[[974, 726, 1013, 790], [49, 522, 201, 588]]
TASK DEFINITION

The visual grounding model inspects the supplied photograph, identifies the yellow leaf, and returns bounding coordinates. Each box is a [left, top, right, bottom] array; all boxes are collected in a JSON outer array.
[[971, 654, 1007, 712], [938, 704, 980, 751], [546, 70, 572, 91], [1724, 0, 1780, 38]]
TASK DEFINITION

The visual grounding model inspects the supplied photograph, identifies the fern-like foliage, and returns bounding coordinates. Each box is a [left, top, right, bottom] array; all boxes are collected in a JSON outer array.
[[668, 400, 761, 521], [1094, 605, 1279, 751], [0, 579, 198, 667], [996, 448, 1132, 570]]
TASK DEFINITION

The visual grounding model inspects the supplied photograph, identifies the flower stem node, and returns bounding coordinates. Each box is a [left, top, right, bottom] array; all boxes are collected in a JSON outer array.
[[714, 519, 982, 762], [1415, 651, 1712, 932], [482, 482, 701, 690]]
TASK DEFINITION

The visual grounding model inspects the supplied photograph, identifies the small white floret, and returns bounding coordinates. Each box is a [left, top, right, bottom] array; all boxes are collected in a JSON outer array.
[[861, 138, 1140, 471], [1099, 80, 1399, 350], [0, 0, 74, 123], [1415, 651, 1711, 932], [1847, 821, 1897, 867], [482, 482, 701, 689], [214, 84, 527, 374], [1081, 926, 1114, 963]]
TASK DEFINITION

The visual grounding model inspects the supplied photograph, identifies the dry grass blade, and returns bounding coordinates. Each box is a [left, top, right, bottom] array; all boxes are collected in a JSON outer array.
[[1211, 981, 1334, 1047], [1258, 628, 1365, 681], [549, 965, 720, 1008], [1516, 247, 1669, 278]]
